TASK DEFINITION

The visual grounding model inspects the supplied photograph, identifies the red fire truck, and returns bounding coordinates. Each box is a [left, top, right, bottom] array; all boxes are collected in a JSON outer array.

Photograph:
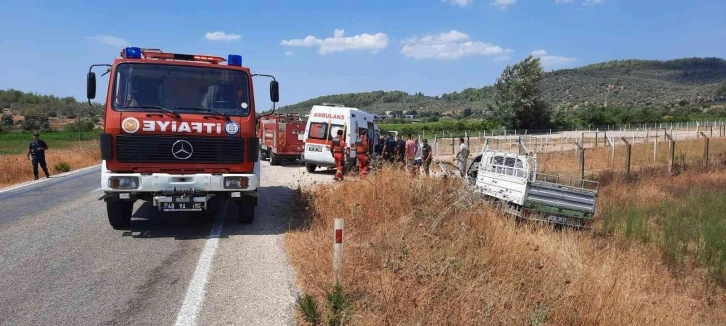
[[86, 47, 278, 229], [258, 113, 306, 165]]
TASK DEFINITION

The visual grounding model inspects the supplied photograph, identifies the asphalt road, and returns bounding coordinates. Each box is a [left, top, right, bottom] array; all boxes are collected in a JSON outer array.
[[0, 161, 332, 326]]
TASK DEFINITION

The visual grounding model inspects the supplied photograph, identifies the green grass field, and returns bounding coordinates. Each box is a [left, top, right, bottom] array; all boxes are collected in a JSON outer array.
[[0, 131, 100, 155], [603, 189, 726, 284]]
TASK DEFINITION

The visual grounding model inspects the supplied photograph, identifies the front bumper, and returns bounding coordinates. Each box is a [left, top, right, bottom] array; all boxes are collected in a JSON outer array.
[[100, 160, 259, 194]]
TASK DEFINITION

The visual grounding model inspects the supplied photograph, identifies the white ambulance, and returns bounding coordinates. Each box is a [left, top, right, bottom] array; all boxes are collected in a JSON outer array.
[[302, 103, 380, 173]]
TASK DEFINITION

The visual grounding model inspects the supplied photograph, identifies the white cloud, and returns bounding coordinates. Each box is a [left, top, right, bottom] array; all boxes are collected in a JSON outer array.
[[584, 0, 605, 5], [441, 0, 473, 7], [285, 51, 294, 56], [530, 49, 577, 69], [491, 0, 516, 9], [280, 29, 389, 55], [400, 30, 513, 60], [204, 31, 241, 41], [87, 35, 128, 47], [555, 0, 574, 3]]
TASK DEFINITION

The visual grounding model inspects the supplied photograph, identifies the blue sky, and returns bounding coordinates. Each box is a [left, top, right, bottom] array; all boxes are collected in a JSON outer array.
[[0, 0, 724, 111]]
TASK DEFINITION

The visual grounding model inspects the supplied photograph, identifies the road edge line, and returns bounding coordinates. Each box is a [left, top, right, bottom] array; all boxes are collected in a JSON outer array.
[[174, 204, 227, 326], [0, 164, 101, 194]]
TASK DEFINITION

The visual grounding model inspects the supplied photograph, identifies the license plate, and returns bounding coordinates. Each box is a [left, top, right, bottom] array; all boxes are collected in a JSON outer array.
[[308, 146, 322, 152], [161, 202, 204, 212], [548, 215, 568, 224]]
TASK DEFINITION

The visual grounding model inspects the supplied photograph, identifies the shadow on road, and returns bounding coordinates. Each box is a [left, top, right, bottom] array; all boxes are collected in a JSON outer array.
[[114, 186, 298, 240]]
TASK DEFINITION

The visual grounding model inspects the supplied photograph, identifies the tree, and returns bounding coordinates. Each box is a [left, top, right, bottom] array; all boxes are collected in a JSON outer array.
[[22, 109, 50, 131], [717, 82, 726, 97], [492, 55, 552, 129], [1, 113, 12, 126], [462, 108, 473, 117]]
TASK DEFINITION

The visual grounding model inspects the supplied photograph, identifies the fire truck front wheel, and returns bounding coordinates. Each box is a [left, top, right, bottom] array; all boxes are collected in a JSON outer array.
[[106, 200, 134, 229], [237, 197, 255, 224]]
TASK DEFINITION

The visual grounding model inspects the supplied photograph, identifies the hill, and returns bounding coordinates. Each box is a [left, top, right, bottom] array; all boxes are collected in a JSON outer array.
[[276, 57, 726, 116]]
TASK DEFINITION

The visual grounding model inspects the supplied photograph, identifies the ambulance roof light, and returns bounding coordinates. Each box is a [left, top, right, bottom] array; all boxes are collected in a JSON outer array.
[[228, 54, 242, 66]]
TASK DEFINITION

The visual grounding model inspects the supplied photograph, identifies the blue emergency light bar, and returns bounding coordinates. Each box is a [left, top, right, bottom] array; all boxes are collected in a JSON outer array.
[[228, 54, 242, 66], [120, 47, 238, 66], [124, 47, 142, 59]]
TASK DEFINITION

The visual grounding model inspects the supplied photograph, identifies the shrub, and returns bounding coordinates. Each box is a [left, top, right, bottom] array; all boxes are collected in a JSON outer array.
[[296, 283, 352, 326], [54, 162, 71, 173]]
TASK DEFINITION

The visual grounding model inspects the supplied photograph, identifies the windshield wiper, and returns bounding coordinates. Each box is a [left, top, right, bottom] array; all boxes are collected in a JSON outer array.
[[124, 105, 180, 118], [175, 107, 230, 121]]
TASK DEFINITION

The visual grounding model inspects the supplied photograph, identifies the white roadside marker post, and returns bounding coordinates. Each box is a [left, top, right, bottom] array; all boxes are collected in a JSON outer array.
[[333, 218, 344, 284]]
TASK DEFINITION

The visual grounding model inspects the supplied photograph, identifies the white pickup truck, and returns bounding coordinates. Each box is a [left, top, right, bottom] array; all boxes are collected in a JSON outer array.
[[465, 149, 600, 228]]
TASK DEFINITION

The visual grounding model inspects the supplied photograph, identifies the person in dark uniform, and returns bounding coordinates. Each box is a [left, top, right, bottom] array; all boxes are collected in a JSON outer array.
[[27, 132, 50, 180]]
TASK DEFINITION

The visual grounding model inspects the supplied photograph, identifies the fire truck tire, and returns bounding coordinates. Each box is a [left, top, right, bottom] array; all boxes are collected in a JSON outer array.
[[306, 163, 316, 172], [107, 200, 133, 229], [269, 153, 281, 165], [237, 198, 255, 224]]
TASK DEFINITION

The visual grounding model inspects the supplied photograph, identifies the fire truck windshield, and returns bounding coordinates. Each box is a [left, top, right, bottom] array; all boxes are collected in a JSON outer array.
[[111, 63, 251, 117]]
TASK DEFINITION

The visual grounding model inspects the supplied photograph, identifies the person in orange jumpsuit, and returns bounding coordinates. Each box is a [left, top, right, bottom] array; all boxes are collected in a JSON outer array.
[[331, 129, 348, 181], [355, 129, 369, 179]]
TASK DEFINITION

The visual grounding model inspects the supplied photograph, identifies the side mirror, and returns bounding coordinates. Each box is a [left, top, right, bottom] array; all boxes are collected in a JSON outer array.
[[87, 72, 97, 99], [269, 80, 279, 103]]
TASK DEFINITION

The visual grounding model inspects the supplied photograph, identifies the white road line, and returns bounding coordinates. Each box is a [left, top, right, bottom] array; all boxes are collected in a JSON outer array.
[[89, 187, 102, 193], [174, 205, 227, 326], [0, 164, 101, 194]]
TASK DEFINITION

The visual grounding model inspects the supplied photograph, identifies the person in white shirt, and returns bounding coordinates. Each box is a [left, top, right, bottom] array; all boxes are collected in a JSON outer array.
[[413, 138, 423, 176]]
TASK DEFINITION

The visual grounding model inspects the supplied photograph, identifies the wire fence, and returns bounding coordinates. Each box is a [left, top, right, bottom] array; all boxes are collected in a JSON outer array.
[[428, 120, 726, 180]]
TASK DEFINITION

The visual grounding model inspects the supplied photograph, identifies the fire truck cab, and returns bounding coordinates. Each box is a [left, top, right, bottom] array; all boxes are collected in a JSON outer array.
[[86, 47, 279, 229]]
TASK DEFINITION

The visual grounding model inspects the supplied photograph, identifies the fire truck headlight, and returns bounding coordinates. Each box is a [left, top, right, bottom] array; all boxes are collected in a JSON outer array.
[[224, 176, 248, 189], [109, 176, 140, 189]]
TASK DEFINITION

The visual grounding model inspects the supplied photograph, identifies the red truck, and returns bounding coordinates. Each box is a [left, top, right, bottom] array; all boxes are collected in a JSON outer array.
[[86, 47, 278, 228], [258, 113, 306, 165]]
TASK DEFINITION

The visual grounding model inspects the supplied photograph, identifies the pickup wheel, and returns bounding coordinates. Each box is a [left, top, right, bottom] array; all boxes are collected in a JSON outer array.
[[107, 200, 134, 229], [306, 163, 316, 173], [237, 197, 255, 224]]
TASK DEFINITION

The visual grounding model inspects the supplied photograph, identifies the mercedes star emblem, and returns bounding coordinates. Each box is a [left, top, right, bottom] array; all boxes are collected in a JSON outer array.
[[172, 140, 193, 160]]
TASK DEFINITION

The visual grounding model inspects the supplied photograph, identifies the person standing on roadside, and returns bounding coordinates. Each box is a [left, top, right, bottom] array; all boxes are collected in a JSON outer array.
[[382, 132, 396, 164], [396, 135, 406, 168], [27, 132, 50, 180], [413, 137, 422, 176], [405, 134, 416, 175], [455, 137, 469, 178], [330, 129, 349, 181], [421, 138, 433, 177]]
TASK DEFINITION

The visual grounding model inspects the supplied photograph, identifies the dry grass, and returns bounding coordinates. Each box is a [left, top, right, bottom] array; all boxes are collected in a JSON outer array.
[[0, 141, 100, 188], [286, 166, 726, 325]]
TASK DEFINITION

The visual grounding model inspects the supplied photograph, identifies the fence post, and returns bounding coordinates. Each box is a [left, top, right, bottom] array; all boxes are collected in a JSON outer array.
[[621, 137, 631, 178], [450, 133, 454, 155], [665, 131, 675, 174], [575, 141, 585, 180], [333, 218, 344, 284], [654, 130, 657, 163], [700, 132, 710, 168]]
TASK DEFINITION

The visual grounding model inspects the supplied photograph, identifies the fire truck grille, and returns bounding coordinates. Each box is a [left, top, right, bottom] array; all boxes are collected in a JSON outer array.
[[115, 134, 245, 164]]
